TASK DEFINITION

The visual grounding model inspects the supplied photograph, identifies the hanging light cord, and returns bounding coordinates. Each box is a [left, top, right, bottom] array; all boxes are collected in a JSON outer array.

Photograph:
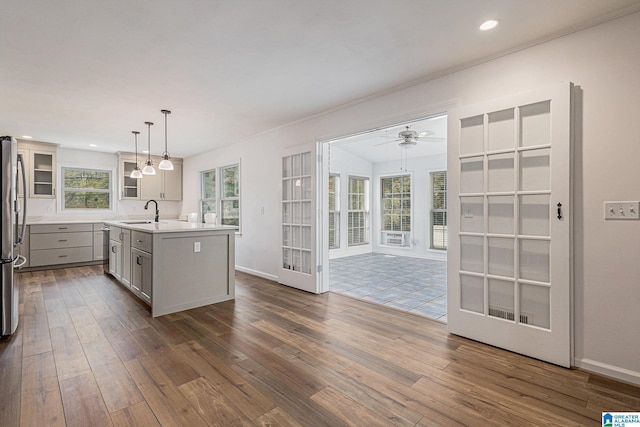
[[163, 110, 170, 157], [146, 122, 153, 163], [134, 132, 139, 165]]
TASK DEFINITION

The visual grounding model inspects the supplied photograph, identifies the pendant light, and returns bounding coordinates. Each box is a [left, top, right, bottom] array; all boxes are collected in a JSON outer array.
[[130, 131, 143, 179], [142, 121, 156, 175], [158, 109, 174, 170]]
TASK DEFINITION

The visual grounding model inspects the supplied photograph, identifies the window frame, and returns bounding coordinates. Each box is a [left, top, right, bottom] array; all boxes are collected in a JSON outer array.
[[61, 166, 112, 211], [328, 173, 340, 249], [347, 175, 370, 247], [430, 170, 447, 250], [199, 162, 241, 232], [219, 163, 240, 228], [200, 167, 217, 223], [380, 173, 412, 233]]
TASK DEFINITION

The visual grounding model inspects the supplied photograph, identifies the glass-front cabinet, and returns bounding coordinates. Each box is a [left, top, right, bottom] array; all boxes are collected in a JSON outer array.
[[120, 157, 141, 199], [18, 140, 58, 199]]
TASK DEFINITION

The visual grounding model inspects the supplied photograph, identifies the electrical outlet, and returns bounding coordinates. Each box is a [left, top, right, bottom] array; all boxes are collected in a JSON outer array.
[[194, 241, 201, 252], [604, 201, 640, 220]]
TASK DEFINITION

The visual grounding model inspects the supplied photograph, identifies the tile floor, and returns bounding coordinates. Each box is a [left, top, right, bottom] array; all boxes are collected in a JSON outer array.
[[329, 253, 448, 322]]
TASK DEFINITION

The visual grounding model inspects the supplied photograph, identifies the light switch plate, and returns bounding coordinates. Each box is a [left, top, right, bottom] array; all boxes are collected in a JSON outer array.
[[194, 241, 201, 252], [604, 201, 640, 220]]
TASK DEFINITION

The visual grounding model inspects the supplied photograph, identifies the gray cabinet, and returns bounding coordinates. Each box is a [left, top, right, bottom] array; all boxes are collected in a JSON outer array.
[[29, 223, 93, 267], [18, 140, 59, 199], [109, 239, 122, 280], [131, 231, 153, 305], [131, 247, 152, 304], [108, 226, 131, 287], [140, 161, 182, 201], [92, 223, 104, 261], [119, 152, 182, 201], [120, 157, 141, 200]]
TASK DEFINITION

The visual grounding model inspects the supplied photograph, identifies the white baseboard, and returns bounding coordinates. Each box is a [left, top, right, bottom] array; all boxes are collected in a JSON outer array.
[[575, 358, 640, 386], [235, 265, 278, 282]]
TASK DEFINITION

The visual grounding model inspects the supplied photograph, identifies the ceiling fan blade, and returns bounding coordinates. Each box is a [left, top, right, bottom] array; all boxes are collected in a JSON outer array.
[[372, 138, 401, 147], [415, 136, 446, 142]]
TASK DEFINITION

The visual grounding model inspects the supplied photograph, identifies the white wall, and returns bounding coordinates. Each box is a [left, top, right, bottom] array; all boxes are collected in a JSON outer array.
[[27, 148, 181, 222], [327, 145, 373, 259], [183, 12, 640, 383]]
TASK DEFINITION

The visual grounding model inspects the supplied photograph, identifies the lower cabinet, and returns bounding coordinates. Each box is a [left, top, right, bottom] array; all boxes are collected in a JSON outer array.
[[26, 222, 106, 269], [108, 226, 131, 287], [131, 247, 152, 304], [30, 223, 93, 267], [108, 239, 122, 280]]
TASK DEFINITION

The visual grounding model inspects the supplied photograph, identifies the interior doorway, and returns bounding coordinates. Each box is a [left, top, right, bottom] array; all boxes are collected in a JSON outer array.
[[323, 114, 448, 321]]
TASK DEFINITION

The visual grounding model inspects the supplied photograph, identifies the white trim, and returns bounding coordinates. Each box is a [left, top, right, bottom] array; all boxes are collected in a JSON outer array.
[[575, 358, 640, 386], [236, 265, 278, 282]]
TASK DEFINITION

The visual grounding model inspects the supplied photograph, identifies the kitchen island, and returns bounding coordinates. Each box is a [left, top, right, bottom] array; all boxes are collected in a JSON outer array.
[[103, 220, 236, 317]]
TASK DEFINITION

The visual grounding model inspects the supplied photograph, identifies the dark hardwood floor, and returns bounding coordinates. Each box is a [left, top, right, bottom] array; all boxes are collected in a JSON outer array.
[[1, 265, 638, 426]]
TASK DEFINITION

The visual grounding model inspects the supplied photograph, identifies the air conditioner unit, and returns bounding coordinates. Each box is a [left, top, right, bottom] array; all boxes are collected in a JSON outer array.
[[383, 232, 405, 246]]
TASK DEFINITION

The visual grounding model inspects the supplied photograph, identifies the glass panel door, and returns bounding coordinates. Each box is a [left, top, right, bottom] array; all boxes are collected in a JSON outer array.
[[280, 144, 319, 293], [448, 82, 572, 367]]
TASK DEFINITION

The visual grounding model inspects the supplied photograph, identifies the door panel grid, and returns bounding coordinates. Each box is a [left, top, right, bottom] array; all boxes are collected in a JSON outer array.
[[449, 83, 572, 367], [282, 152, 312, 274]]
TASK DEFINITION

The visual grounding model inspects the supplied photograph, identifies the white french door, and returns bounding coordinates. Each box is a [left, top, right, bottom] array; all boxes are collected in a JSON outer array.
[[280, 143, 321, 293], [447, 82, 573, 367]]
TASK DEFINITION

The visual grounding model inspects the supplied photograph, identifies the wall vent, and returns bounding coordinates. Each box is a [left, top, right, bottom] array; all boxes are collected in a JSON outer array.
[[383, 232, 405, 246], [488, 306, 531, 325]]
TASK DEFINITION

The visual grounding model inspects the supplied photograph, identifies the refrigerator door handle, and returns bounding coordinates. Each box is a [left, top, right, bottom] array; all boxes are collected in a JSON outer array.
[[16, 153, 27, 245], [13, 255, 26, 269]]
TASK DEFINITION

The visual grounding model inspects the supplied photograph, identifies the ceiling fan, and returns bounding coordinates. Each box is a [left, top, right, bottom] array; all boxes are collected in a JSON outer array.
[[374, 125, 445, 147]]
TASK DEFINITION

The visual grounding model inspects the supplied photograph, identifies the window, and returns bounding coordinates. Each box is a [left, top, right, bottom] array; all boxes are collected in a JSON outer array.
[[220, 164, 240, 226], [348, 176, 369, 246], [328, 174, 340, 249], [199, 163, 241, 228], [431, 171, 447, 250], [381, 175, 411, 232], [62, 167, 111, 210], [200, 168, 216, 222]]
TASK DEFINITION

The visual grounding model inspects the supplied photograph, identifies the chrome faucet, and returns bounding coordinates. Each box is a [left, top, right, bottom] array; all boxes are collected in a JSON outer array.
[[144, 199, 159, 222]]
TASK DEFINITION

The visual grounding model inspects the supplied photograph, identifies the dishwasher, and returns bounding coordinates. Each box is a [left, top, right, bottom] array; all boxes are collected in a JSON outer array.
[[101, 224, 110, 274]]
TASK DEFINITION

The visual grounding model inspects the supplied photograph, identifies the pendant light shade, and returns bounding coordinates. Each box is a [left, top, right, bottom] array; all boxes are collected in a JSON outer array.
[[130, 130, 143, 179], [158, 109, 174, 171], [142, 121, 156, 175]]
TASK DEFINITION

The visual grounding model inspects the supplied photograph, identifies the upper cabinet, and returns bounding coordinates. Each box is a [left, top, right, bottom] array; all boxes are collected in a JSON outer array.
[[19, 140, 58, 199], [118, 154, 141, 200], [118, 153, 182, 201]]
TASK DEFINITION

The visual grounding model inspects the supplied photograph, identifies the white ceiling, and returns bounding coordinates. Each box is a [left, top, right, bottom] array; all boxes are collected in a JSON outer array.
[[2, 0, 640, 157], [330, 114, 447, 164]]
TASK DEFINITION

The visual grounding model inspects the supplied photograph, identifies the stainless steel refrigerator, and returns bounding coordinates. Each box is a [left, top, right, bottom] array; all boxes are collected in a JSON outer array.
[[1, 136, 27, 338]]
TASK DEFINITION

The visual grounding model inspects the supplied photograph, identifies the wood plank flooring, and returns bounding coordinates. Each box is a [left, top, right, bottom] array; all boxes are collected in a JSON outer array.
[[1, 265, 638, 426]]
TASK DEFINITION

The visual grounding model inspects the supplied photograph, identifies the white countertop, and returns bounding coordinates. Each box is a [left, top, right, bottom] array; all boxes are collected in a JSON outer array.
[[103, 220, 238, 234]]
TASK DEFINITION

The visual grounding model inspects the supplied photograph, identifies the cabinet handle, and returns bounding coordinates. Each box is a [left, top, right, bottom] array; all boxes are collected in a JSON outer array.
[[58, 255, 67, 258], [136, 255, 142, 265], [58, 239, 67, 242], [112, 247, 116, 253], [137, 239, 143, 243], [58, 227, 68, 230]]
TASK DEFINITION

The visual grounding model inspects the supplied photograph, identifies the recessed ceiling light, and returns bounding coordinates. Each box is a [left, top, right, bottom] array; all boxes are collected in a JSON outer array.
[[479, 20, 499, 31], [22, 135, 32, 139], [89, 144, 97, 147]]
